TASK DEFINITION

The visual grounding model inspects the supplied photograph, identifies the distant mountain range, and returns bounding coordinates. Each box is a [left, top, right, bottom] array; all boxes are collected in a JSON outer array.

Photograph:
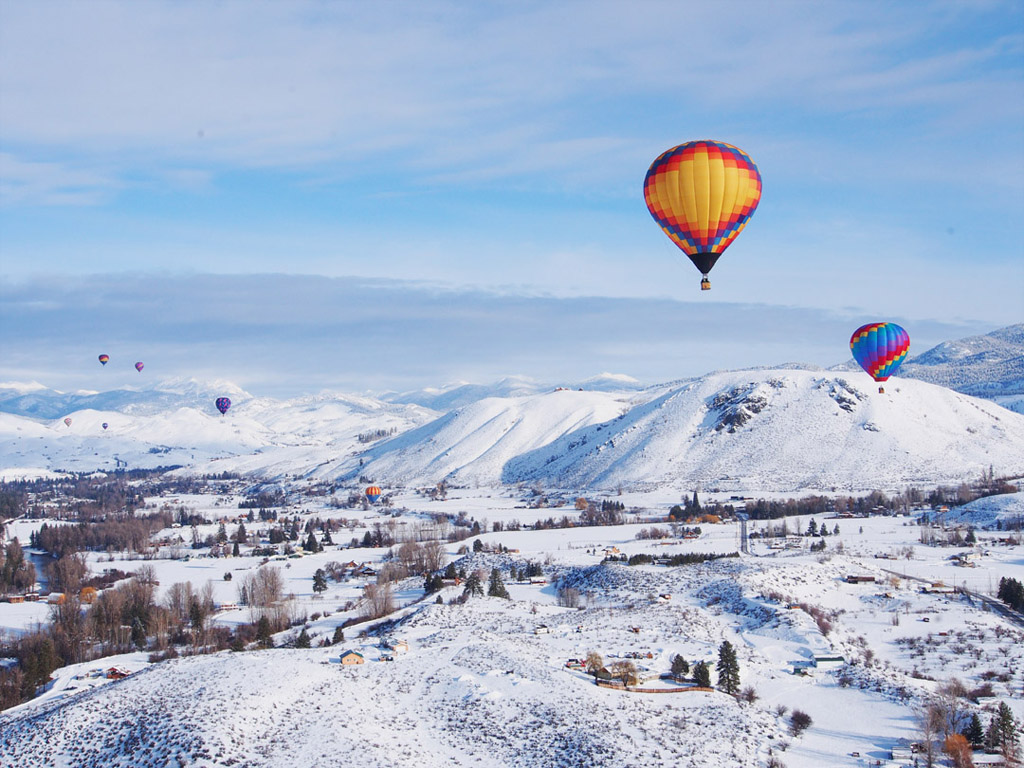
[[1, 325, 1022, 492]]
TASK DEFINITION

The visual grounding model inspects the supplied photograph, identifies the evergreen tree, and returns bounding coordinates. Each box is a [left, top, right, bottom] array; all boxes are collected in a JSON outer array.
[[321, 528, 334, 546], [964, 712, 984, 747], [216, 522, 228, 543], [232, 541, 240, 557], [994, 702, 1020, 762], [435, 594, 443, 604], [313, 568, 328, 595], [670, 654, 689, 679], [716, 640, 740, 695], [304, 532, 319, 552], [472, 538, 484, 552], [807, 518, 818, 536], [462, 572, 483, 598], [487, 568, 510, 599], [693, 660, 711, 687], [257, 616, 274, 648], [295, 628, 311, 648], [331, 626, 345, 645], [235, 522, 247, 544], [832, 524, 840, 535], [444, 562, 458, 580]]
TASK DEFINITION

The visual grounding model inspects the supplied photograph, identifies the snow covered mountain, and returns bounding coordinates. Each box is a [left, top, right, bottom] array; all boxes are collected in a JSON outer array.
[[0, 380, 435, 478], [339, 389, 632, 487], [894, 323, 1024, 412], [499, 369, 1024, 493]]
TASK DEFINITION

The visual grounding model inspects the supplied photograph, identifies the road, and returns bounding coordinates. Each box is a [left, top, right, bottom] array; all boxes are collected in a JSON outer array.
[[879, 567, 1024, 630]]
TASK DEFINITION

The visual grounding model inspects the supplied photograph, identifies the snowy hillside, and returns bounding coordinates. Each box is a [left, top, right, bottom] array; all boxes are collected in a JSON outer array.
[[500, 369, 1024, 493], [384, 373, 644, 411], [900, 323, 1024, 403], [0, 380, 435, 477], [943, 490, 1024, 529], [341, 389, 631, 487]]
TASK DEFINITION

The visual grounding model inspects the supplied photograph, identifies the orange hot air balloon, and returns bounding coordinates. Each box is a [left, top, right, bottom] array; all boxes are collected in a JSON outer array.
[[644, 140, 762, 290], [98, 354, 109, 365]]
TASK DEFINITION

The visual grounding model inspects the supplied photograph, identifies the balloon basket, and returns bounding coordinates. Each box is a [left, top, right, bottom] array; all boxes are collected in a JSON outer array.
[[700, 277, 711, 291], [878, 386, 885, 394]]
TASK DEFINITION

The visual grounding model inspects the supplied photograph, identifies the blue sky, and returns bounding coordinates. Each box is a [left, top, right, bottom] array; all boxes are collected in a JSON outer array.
[[1, 1, 1022, 396]]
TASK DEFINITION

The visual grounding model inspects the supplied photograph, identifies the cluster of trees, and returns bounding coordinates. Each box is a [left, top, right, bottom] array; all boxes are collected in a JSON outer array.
[[918, 679, 1021, 767], [0, 558, 305, 711], [997, 576, 1024, 613], [30, 514, 175, 557], [611, 551, 738, 567], [0, 539, 36, 595]]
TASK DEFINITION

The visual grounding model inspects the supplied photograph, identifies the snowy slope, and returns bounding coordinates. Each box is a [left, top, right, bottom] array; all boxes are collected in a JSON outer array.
[[943, 490, 1024, 529], [899, 323, 1024, 400], [342, 389, 630, 487], [0, 380, 435, 476], [501, 369, 1024, 492]]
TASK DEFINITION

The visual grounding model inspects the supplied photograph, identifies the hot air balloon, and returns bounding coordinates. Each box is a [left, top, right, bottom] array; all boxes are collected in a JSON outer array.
[[135, 362, 144, 372], [365, 485, 382, 504], [644, 140, 762, 290], [98, 354, 109, 365], [102, 422, 109, 430], [215, 397, 231, 415], [64, 417, 72, 427], [850, 322, 910, 394]]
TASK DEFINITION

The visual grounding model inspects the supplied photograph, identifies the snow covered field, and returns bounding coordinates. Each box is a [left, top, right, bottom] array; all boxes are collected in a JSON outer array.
[[2, 483, 1022, 768]]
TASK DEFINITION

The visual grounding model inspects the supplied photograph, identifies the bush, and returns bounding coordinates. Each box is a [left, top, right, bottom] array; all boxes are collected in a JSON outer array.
[[790, 710, 812, 736]]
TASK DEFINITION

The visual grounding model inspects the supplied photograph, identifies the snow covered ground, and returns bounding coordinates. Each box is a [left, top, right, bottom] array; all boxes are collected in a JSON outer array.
[[2, 490, 1022, 768]]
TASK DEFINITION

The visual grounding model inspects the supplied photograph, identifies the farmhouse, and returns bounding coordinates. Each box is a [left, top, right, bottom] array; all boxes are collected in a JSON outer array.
[[845, 575, 877, 584], [339, 650, 365, 665]]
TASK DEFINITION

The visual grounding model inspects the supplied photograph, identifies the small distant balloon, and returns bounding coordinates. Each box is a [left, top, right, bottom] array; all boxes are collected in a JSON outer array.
[[102, 422, 109, 430], [135, 362, 144, 372], [64, 417, 72, 427], [98, 354, 109, 365], [850, 322, 910, 394], [365, 485, 382, 504], [215, 397, 231, 415]]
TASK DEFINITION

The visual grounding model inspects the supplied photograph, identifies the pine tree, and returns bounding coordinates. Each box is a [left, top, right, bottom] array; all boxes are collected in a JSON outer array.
[[444, 562, 457, 580], [487, 568, 510, 599], [670, 654, 689, 679], [235, 522, 247, 544], [295, 628, 311, 648], [964, 712, 984, 747], [313, 569, 328, 595], [693, 660, 711, 688], [257, 616, 274, 648], [807, 518, 818, 536], [304, 532, 319, 552], [232, 541, 240, 557], [994, 702, 1020, 762], [331, 626, 345, 645], [716, 640, 740, 695], [216, 522, 228, 543], [473, 538, 484, 552], [462, 572, 483, 598]]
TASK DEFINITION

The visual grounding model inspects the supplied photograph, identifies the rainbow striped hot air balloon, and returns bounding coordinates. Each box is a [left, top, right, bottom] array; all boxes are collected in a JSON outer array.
[[215, 397, 231, 415], [98, 354, 109, 366], [365, 486, 382, 504], [850, 322, 910, 394], [645, 140, 762, 290]]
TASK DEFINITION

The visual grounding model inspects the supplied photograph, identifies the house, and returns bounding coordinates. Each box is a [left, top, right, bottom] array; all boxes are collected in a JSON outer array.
[[47, 592, 66, 605], [5, 595, 25, 604], [846, 575, 876, 584], [813, 655, 846, 670], [391, 640, 409, 654], [529, 576, 547, 585], [339, 650, 365, 665], [534, 625, 551, 635], [106, 667, 131, 680]]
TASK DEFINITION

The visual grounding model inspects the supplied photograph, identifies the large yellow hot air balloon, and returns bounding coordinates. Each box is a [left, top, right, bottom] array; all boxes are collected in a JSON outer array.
[[644, 140, 762, 290]]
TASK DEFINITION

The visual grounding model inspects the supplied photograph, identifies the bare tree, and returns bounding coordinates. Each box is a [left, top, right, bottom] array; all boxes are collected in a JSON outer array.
[[362, 581, 394, 620], [609, 660, 638, 689], [585, 651, 604, 677]]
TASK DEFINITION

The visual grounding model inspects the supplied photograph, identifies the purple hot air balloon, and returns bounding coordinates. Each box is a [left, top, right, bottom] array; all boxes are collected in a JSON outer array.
[[215, 397, 231, 416], [64, 417, 72, 427], [102, 422, 109, 430], [135, 361, 145, 372]]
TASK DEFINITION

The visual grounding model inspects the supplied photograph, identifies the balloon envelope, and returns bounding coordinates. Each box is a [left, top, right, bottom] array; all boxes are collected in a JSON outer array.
[[644, 140, 762, 280], [98, 354, 109, 365], [135, 362, 144, 372], [64, 417, 72, 426], [365, 485, 382, 503], [102, 423, 109, 430], [850, 322, 910, 382], [215, 397, 231, 415]]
